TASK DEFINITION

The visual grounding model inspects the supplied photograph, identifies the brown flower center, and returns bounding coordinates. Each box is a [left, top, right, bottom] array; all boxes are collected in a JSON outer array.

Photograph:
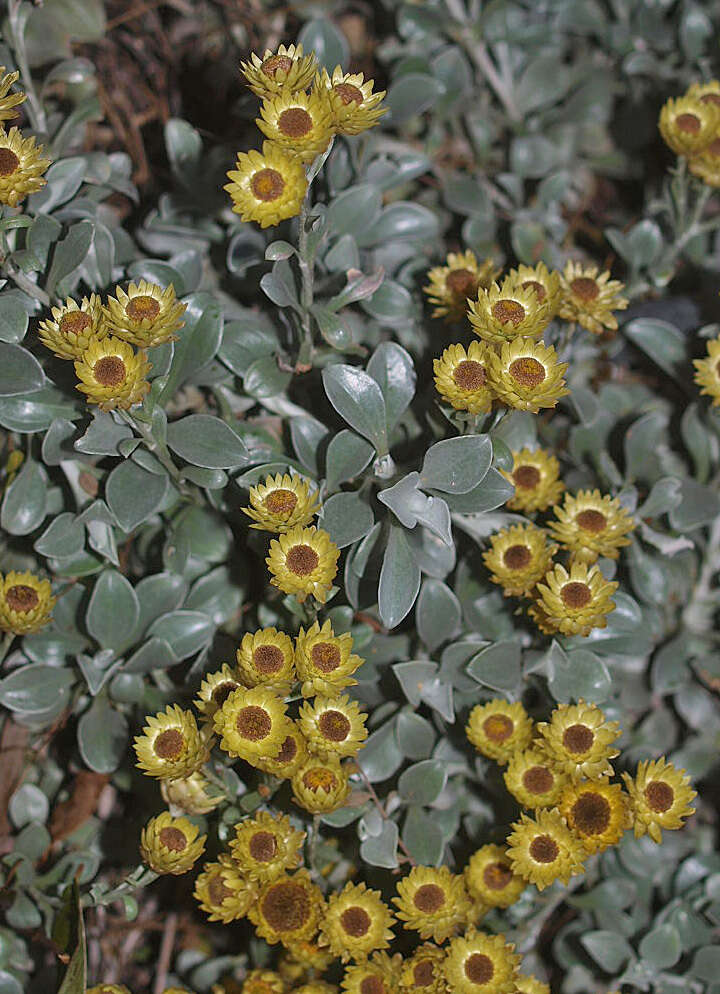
[[93, 355, 126, 387], [126, 295, 161, 322], [153, 728, 184, 759], [676, 112, 701, 133], [700, 92, 720, 106], [212, 681, 238, 707], [413, 883, 445, 913], [334, 82, 364, 105], [59, 311, 92, 337], [264, 488, 298, 515], [275, 735, 298, 765], [560, 582, 593, 609], [286, 544, 319, 576], [571, 792, 611, 835], [708, 137, 720, 156], [303, 767, 337, 792], [483, 862, 513, 891], [278, 107, 313, 138], [249, 830, 278, 862], [360, 977, 385, 994], [493, 299, 526, 327], [262, 54, 293, 77], [253, 644, 285, 675], [522, 765, 555, 795], [236, 705, 272, 741], [158, 826, 187, 851], [261, 880, 312, 932], [207, 872, 233, 905], [311, 642, 341, 673], [529, 834, 559, 864], [0, 148, 19, 176], [503, 544, 532, 570], [509, 357, 546, 388], [576, 509, 607, 533], [453, 360, 486, 391], [5, 585, 39, 613], [413, 961, 435, 987], [570, 276, 600, 302], [318, 709, 351, 742], [483, 714, 514, 742], [645, 780, 674, 813], [513, 464, 541, 489], [465, 953, 494, 984], [341, 905, 372, 937], [251, 168, 285, 202], [562, 723, 594, 754], [446, 267, 478, 298], [522, 279, 547, 303]]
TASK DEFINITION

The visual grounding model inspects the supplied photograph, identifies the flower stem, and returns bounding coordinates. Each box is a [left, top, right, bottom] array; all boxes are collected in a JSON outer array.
[[6, 0, 48, 135], [296, 193, 316, 370], [0, 630, 15, 665]]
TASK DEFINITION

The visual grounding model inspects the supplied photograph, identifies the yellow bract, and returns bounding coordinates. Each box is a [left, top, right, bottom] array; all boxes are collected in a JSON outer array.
[[229, 810, 305, 882], [503, 748, 568, 809], [266, 525, 340, 604], [557, 261, 628, 335], [103, 280, 186, 348], [319, 881, 395, 961], [399, 943, 447, 994], [464, 844, 526, 909], [424, 250, 499, 321], [291, 753, 350, 813], [241, 44, 317, 99], [257, 88, 334, 164], [659, 93, 720, 156], [236, 627, 296, 692], [225, 141, 308, 228], [515, 974, 551, 994], [469, 277, 551, 344], [482, 523, 557, 597], [38, 295, 105, 360], [242, 969, 286, 994], [535, 700, 621, 781], [559, 778, 631, 854], [212, 686, 291, 762], [0, 126, 50, 206], [486, 338, 569, 413], [298, 694, 368, 758], [342, 953, 402, 994], [693, 336, 720, 405], [548, 488, 635, 564], [194, 663, 244, 720], [0, 570, 55, 635], [466, 700, 533, 764], [255, 723, 309, 779], [140, 811, 206, 875], [532, 561, 618, 637], [249, 870, 323, 945], [194, 856, 257, 922], [501, 446, 564, 513], [506, 809, 584, 890], [393, 865, 470, 943], [443, 928, 520, 994], [244, 472, 321, 533], [622, 757, 697, 843], [506, 262, 561, 318], [74, 334, 151, 411], [295, 619, 363, 697], [433, 341, 495, 415], [317, 66, 387, 136], [160, 771, 223, 816], [0, 67, 26, 123], [134, 704, 208, 781]]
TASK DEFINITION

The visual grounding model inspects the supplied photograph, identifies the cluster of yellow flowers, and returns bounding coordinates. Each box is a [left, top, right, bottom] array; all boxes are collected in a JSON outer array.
[[0, 67, 50, 207], [466, 698, 696, 891], [0, 569, 55, 635], [429, 255, 628, 417], [36, 281, 186, 411], [659, 79, 720, 187], [225, 45, 386, 227]]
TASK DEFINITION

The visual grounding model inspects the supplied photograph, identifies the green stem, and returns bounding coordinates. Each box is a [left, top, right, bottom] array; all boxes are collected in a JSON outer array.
[[0, 630, 15, 665], [6, 0, 47, 134], [296, 194, 316, 370], [118, 410, 192, 498]]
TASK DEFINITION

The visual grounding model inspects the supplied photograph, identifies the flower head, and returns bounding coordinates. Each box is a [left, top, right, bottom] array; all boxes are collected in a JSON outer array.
[[515, 974, 550, 994], [506, 262, 561, 318], [399, 943, 447, 994], [0, 67, 26, 123], [249, 870, 324, 945], [0, 127, 50, 206], [241, 44, 317, 99], [140, 811, 206, 875], [0, 571, 55, 635], [659, 94, 720, 156], [500, 447, 564, 513], [393, 865, 470, 943], [87, 987, 131, 994], [486, 338, 568, 413], [424, 250, 500, 322], [317, 66, 387, 135], [469, 277, 552, 344], [160, 771, 223, 816], [443, 929, 520, 994], [557, 261, 628, 335], [213, 686, 291, 763], [342, 953, 402, 994], [483, 523, 557, 597], [74, 335, 150, 411], [256, 724, 309, 779], [532, 561, 618, 637], [548, 489, 635, 563], [257, 88, 334, 164], [535, 700, 621, 780], [506, 809, 584, 890], [295, 620, 363, 697], [194, 855, 257, 922], [433, 341, 494, 415], [242, 969, 286, 994], [291, 754, 350, 814], [38, 295, 105, 360], [236, 627, 296, 693], [694, 336, 720, 404], [225, 141, 308, 228], [244, 473, 320, 533], [266, 526, 339, 604], [134, 704, 208, 781], [689, 136, 720, 187], [194, 663, 244, 721], [464, 845, 526, 909], [230, 810, 305, 882], [103, 281, 186, 348], [622, 757, 696, 843], [320, 881, 395, 961], [503, 748, 568, 809], [299, 695, 368, 758], [466, 700, 533, 764], [559, 778, 631, 854]]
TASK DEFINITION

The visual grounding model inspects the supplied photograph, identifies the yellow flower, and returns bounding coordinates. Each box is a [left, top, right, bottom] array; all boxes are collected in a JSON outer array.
[[548, 489, 635, 564], [139, 811, 206, 875], [229, 810, 305, 882], [482, 524, 556, 597], [240, 44, 317, 99], [242, 969, 285, 994], [503, 748, 568, 809], [225, 141, 308, 228], [557, 261, 628, 335], [433, 341, 494, 415], [506, 262, 561, 318], [468, 277, 551, 344], [443, 929, 520, 994], [194, 663, 244, 721], [244, 473, 320, 533], [532, 562, 618, 637], [103, 281, 186, 348], [213, 686, 291, 763], [465, 700, 533, 764], [87, 987, 131, 994], [659, 94, 719, 156], [559, 778, 631, 854], [249, 870, 324, 945], [0, 571, 55, 635], [486, 339, 568, 413], [515, 974, 550, 994], [256, 723, 309, 779], [38, 295, 105, 360], [161, 772, 223, 816], [296, 985, 338, 994], [0, 67, 26, 123], [424, 250, 500, 322], [320, 882, 395, 961], [316, 66, 387, 136], [236, 627, 296, 692], [295, 619, 364, 698], [694, 336, 720, 404], [535, 700, 621, 780], [266, 525, 340, 604], [299, 695, 368, 758], [160, 988, 193, 994], [689, 136, 720, 187], [464, 845, 526, 909], [686, 80, 720, 106], [281, 937, 335, 975], [399, 943, 447, 994], [506, 810, 584, 890], [342, 953, 402, 994], [134, 705, 208, 781], [0, 126, 50, 206], [257, 88, 334, 164], [291, 754, 350, 814], [500, 447, 564, 513], [74, 335, 150, 412], [393, 866, 470, 943], [622, 757, 697, 844], [194, 855, 257, 922]]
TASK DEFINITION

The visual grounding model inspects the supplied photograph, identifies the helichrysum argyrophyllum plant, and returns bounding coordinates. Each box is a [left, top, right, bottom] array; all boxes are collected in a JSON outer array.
[[0, 1, 719, 992]]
